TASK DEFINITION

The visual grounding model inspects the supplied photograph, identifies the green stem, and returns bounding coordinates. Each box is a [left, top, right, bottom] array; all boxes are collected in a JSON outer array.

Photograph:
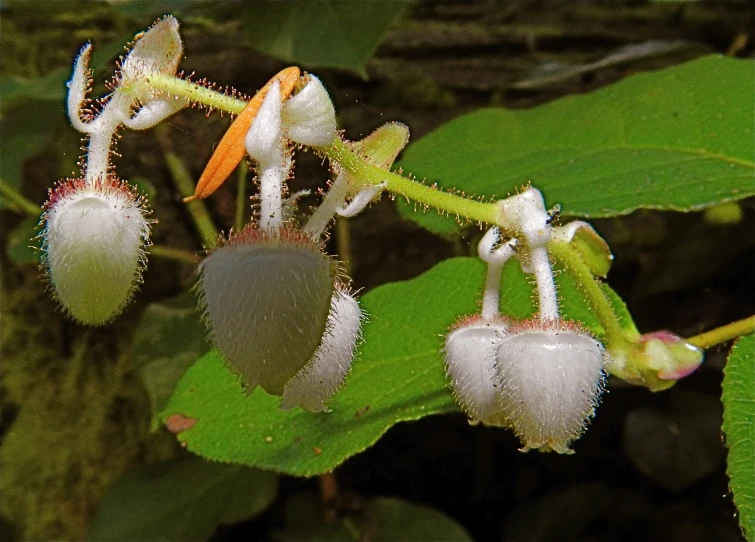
[[144, 75, 502, 227], [148, 245, 200, 264], [687, 316, 755, 349], [0, 182, 42, 217], [235, 162, 248, 233], [548, 240, 633, 351], [163, 151, 219, 247], [320, 138, 500, 225], [145, 74, 247, 113]]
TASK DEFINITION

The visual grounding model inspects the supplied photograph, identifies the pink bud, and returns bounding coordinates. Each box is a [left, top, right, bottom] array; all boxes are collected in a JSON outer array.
[[616, 331, 703, 391], [493, 318, 607, 454]]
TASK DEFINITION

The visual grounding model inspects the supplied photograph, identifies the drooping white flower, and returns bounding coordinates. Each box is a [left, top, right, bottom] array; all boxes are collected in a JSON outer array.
[[44, 17, 186, 326], [42, 176, 150, 325], [197, 226, 337, 396], [281, 287, 362, 412], [444, 315, 510, 426], [444, 228, 516, 426], [492, 318, 607, 454]]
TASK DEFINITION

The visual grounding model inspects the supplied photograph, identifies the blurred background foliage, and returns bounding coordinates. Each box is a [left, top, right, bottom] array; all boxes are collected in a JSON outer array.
[[1, 1, 754, 540]]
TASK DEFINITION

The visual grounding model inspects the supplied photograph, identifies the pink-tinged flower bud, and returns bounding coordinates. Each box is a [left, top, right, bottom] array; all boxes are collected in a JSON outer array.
[[197, 225, 339, 396], [444, 315, 510, 427], [615, 331, 703, 392], [280, 286, 362, 412], [493, 318, 607, 454], [42, 176, 150, 325]]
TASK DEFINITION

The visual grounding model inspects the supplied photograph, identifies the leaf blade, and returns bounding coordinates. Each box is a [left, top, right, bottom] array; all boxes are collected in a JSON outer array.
[[396, 55, 755, 233], [163, 257, 634, 475], [722, 333, 755, 541], [87, 456, 278, 542], [242, 1, 409, 76]]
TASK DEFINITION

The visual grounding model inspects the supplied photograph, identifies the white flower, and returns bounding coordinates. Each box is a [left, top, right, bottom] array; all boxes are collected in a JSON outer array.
[[43, 177, 150, 325], [281, 287, 362, 412], [197, 225, 363, 411], [282, 75, 337, 147], [444, 315, 510, 426], [492, 318, 607, 454]]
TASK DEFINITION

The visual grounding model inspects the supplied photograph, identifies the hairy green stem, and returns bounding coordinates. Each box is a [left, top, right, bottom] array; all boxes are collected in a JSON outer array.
[[0, 182, 42, 217], [144, 75, 501, 226], [687, 316, 755, 349], [320, 138, 500, 225], [548, 240, 632, 351], [235, 163, 248, 233]]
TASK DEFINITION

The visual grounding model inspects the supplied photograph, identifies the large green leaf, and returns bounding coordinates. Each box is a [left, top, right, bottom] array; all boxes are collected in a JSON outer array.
[[722, 333, 755, 541], [132, 293, 210, 430], [88, 455, 277, 542], [241, 1, 410, 76], [279, 492, 472, 541], [395, 55, 755, 234], [163, 257, 632, 475]]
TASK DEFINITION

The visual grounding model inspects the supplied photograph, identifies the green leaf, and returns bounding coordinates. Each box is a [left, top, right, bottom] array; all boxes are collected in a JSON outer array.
[[5, 217, 40, 265], [369, 497, 473, 541], [133, 293, 210, 430], [88, 455, 278, 542], [279, 492, 472, 541], [0, 69, 68, 111], [0, 102, 64, 196], [722, 333, 755, 541], [396, 55, 755, 234], [163, 257, 633, 475], [241, 1, 410, 76]]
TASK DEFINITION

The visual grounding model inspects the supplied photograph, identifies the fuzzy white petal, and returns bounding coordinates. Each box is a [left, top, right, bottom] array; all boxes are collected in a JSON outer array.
[[444, 318, 509, 426], [282, 75, 337, 147], [122, 96, 187, 130], [67, 43, 93, 133], [120, 16, 183, 83], [493, 323, 606, 453], [280, 290, 362, 412], [245, 80, 283, 169], [44, 182, 148, 325], [336, 182, 386, 217]]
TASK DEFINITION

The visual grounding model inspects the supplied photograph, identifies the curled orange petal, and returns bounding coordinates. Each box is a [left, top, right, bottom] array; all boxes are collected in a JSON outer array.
[[186, 66, 300, 202]]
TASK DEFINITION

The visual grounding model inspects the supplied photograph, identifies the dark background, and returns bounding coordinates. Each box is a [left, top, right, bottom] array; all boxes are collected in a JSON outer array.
[[1, 1, 754, 541]]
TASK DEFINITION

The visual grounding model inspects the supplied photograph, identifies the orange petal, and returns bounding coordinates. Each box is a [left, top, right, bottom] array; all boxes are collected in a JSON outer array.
[[188, 66, 301, 201]]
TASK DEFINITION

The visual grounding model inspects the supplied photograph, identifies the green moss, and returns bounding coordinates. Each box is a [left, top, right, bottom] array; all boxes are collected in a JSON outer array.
[[0, 271, 176, 541]]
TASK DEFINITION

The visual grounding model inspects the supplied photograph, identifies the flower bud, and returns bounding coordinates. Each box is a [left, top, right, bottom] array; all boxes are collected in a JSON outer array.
[[613, 331, 703, 392], [493, 318, 607, 453], [197, 226, 338, 396], [444, 315, 510, 427], [43, 176, 150, 325], [280, 287, 362, 412]]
